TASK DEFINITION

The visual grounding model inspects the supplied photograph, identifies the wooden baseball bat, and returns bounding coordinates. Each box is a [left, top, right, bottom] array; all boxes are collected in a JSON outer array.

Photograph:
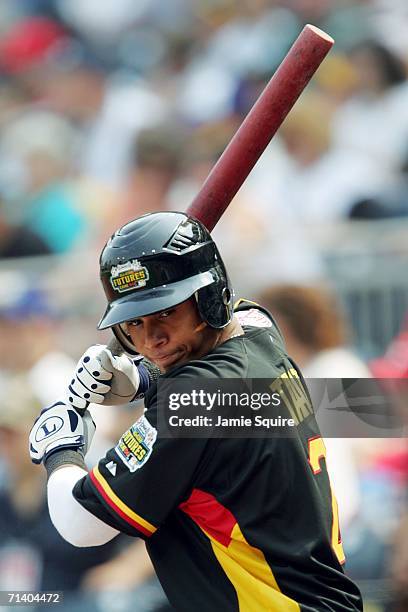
[[186, 24, 334, 231], [108, 24, 333, 356]]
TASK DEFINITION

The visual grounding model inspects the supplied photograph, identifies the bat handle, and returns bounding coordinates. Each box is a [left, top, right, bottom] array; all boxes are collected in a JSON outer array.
[[106, 337, 161, 385], [107, 337, 124, 357], [106, 336, 144, 365]]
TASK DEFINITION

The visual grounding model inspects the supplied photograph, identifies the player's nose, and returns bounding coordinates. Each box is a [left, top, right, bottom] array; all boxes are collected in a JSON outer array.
[[142, 320, 167, 349]]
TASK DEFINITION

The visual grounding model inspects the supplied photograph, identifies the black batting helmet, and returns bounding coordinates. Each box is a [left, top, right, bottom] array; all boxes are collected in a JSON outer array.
[[98, 211, 234, 354]]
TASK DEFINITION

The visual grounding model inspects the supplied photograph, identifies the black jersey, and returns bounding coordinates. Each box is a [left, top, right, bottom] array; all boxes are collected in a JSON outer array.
[[74, 301, 363, 612]]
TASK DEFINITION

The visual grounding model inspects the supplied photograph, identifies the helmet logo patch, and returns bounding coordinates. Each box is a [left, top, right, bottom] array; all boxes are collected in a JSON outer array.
[[110, 260, 149, 293]]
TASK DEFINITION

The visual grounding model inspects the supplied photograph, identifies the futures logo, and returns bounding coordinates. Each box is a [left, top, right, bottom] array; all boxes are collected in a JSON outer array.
[[110, 260, 149, 293]]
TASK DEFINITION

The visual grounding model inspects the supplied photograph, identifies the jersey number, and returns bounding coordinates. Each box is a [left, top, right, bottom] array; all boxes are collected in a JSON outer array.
[[308, 436, 345, 565]]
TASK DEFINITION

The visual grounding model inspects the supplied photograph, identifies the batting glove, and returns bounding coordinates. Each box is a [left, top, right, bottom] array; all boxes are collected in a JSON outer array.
[[29, 400, 96, 465], [67, 345, 141, 411]]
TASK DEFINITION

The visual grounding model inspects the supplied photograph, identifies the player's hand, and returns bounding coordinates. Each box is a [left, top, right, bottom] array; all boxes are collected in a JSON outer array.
[[29, 400, 96, 465], [67, 345, 141, 411]]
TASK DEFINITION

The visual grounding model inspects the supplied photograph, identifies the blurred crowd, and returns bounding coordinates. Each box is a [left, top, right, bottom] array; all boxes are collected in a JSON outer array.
[[1, 1, 408, 263], [0, 1, 407, 611]]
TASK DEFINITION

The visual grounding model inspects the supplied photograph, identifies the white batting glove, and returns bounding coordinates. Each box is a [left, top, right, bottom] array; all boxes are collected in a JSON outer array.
[[29, 400, 96, 465], [67, 345, 141, 411]]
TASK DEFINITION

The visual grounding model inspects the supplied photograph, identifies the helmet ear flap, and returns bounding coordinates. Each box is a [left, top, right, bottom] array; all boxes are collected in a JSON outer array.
[[195, 273, 234, 329], [112, 324, 139, 355]]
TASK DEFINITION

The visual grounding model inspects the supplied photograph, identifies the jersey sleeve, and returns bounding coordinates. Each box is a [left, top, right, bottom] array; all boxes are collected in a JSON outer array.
[[234, 298, 286, 348], [73, 405, 209, 540]]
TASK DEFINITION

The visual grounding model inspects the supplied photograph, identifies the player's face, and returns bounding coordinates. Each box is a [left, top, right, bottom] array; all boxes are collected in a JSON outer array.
[[123, 298, 218, 372]]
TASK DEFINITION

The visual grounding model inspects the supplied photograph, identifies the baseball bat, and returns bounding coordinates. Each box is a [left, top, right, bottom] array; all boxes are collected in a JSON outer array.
[[186, 24, 334, 231], [108, 24, 333, 357]]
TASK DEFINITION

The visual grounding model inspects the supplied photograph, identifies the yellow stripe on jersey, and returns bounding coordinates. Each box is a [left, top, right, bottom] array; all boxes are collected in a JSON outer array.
[[233, 298, 262, 310], [91, 466, 157, 536], [204, 523, 300, 611]]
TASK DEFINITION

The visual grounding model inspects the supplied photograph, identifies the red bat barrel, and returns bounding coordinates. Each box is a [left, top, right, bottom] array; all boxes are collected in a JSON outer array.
[[186, 24, 334, 231]]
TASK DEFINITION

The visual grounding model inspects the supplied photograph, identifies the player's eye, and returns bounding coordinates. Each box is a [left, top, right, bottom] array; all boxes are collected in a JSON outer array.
[[158, 309, 174, 319], [122, 319, 142, 331]]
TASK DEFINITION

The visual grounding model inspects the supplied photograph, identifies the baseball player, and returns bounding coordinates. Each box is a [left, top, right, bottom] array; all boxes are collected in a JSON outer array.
[[29, 212, 363, 611]]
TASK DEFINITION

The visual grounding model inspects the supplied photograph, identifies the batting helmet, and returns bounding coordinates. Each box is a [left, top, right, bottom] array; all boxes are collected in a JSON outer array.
[[98, 211, 234, 354]]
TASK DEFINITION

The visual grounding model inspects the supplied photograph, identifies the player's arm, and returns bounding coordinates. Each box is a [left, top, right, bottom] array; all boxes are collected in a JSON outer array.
[[29, 400, 120, 547], [48, 463, 120, 546], [30, 395, 208, 547], [70, 407, 209, 541]]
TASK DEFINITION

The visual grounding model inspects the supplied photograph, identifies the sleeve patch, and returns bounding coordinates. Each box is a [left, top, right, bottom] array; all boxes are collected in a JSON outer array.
[[235, 308, 272, 329], [114, 415, 157, 473]]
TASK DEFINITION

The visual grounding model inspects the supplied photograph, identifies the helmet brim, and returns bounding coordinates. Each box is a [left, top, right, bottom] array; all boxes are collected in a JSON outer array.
[[97, 271, 214, 330]]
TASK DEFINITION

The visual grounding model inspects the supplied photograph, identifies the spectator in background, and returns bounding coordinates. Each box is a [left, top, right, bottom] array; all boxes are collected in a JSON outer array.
[[331, 40, 408, 171], [285, 0, 373, 50], [0, 16, 168, 192], [0, 110, 87, 253], [370, 313, 408, 380], [275, 90, 393, 222], [176, 0, 298, 124], [369, 313, 408, 612], [0, 283, 75, 404], [0, 193, 51, 258], [107, 122, 186, 233], [257, 283, 371, 378], [389, 507, 408, 612], [0, 375, 125, 597], [0, 76, 31, 125]]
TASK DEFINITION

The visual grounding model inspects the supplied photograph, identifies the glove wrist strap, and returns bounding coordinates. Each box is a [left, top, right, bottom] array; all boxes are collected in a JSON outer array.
[[133, 362, 150, 399], [44, 449, 87, 479], [132, 360, 160, 400]]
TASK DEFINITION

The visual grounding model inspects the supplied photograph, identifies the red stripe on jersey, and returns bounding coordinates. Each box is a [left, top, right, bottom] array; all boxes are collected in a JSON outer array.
[[89, 468, 154, 537], [179, 489, 236, 547]]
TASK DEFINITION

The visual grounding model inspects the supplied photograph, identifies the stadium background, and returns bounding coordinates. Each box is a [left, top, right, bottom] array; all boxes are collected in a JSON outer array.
[[0, 1, 407, 610]]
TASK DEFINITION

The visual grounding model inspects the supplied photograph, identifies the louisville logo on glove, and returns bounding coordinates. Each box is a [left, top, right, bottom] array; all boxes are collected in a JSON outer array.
[[29, 401, 95, 465]]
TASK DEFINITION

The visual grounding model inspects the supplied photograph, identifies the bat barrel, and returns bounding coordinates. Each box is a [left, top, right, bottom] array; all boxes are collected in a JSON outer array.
[[186, 24, 334, 232]]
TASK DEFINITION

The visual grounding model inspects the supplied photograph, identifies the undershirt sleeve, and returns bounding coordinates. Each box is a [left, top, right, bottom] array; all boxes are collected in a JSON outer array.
[[48, 465, 120, 546]]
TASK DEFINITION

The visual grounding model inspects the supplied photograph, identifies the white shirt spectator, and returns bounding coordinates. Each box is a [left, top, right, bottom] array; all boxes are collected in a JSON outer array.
[[331, 82, 408, 170]]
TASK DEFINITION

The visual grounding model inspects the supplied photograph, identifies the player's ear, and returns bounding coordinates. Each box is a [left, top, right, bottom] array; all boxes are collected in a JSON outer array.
[[193, 321, 207, 333]]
